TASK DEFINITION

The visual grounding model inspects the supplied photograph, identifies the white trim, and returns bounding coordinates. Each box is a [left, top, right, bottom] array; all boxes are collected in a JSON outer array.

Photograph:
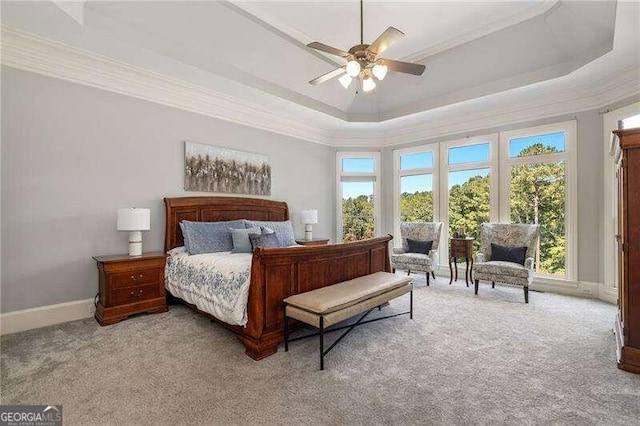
[[1, 299, 95, 336], [392, 144, 439, 248], [499, 121, 577, 282], [2, 26, 639, 148], [336, 151, 382, 242], [602, 103, 640, 291]]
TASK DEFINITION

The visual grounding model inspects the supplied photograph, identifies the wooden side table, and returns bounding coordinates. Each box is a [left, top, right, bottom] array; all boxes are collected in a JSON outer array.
[[93, 252, 168, 325], [449, 238, 474, 287], [295, 238, 330, 246]]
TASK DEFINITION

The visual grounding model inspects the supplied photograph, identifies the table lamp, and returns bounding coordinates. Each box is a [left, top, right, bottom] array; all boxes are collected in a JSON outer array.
[[117, 208, 151, 256], [300, 209, 318, 241]]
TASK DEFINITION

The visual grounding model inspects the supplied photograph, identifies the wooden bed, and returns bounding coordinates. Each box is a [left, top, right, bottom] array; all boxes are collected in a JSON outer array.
[[164, 196, 392, 360]]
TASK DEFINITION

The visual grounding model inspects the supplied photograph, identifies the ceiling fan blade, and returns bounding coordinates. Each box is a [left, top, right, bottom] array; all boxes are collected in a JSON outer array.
[[381, 59, 426, 76], [309, 67, 346, 85], [367, 27, 404, 56], [307, 42, 351, 59]]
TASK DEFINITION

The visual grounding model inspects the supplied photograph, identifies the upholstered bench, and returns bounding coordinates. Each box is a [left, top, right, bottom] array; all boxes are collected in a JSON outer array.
[[283, 271, 413, 370]]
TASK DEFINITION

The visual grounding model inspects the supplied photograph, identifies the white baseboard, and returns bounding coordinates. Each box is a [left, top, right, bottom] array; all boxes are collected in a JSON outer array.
[[598, 284, 618, 305], [0, 298, 95, 336]]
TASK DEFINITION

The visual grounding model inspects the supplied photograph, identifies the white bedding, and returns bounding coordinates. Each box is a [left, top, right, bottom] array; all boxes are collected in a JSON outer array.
[[165, 248, 252, 326]]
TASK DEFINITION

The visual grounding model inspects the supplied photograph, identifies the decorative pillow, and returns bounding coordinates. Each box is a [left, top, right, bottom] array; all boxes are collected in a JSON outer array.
[[490, 243, 527, 265], [407, 238, 434, 255], [230, 227, 261, 253], [249, 232, 281, 249], [261, 226, 275, 235], [245, 220, 296, 247], [179, 222, 190, 253], [181, 220, 246, 254]]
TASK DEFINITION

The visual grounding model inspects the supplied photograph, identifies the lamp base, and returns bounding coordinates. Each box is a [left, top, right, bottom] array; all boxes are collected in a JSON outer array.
[[128, 231, 142, 256], [304, 224, 313, 241]]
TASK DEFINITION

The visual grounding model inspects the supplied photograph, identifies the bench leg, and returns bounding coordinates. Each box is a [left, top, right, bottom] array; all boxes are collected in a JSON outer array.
[[474, 279, 479, 295], [284, 314, 289, 352], [319, 316, 324, 371], [410, 290, 413, 320], [426, 273, 430, 286]]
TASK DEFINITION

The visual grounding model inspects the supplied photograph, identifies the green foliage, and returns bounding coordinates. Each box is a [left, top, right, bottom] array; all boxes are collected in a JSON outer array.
[[448, 175, 490, 252], [510, 143, 565, 275], [400, 191, 433, 222], [342, 195, 375, 242]]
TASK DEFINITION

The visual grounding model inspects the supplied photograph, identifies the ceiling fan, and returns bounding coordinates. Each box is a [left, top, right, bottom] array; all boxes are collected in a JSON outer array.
[[307, 0, 426, 92]]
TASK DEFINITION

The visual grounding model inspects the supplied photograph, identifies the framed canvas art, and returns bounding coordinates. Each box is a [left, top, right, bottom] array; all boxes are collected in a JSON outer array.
[[184, 141, 271, 195]]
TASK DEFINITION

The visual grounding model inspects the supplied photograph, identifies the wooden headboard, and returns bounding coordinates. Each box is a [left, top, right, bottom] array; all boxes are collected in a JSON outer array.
[[164, 196, 289, 251]]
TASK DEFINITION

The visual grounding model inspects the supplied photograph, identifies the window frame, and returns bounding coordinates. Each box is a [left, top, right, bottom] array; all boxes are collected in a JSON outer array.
[[439, 134, 500, 266], [499, 120, 577, 281], [392, 144, 439, 248], [336, 151, 381, 242]]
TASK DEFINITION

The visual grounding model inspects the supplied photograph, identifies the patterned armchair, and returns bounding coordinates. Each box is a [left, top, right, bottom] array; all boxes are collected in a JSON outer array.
[[473, 223, 540, 303], [391, 222, 443, 286]]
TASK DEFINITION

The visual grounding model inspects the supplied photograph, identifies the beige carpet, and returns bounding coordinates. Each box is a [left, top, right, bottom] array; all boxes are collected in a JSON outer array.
[[2, 275, 639, 425]]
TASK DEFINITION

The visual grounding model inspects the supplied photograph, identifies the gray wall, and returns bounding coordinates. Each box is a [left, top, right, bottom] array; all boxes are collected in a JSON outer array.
[[1, 67, 335, 313], [375, 111, 604, 284]]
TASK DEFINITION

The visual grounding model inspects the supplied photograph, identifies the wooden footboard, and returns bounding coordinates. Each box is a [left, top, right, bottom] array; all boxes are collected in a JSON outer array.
[[164, 196, 392, 360], [239, 235, 392, 359]]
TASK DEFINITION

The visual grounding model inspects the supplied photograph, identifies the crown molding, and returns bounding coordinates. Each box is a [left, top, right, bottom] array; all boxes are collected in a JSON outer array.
[[0, 26, 334, 146], [2, 26, 638, 149]]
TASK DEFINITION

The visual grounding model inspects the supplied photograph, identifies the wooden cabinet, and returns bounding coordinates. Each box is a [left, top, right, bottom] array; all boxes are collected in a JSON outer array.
[[93, 252, 168, 326], [613, 128, 640, 374]]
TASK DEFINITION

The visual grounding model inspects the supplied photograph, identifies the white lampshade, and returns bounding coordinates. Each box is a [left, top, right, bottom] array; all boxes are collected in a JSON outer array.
[[338, 73, 353, 89], [117, 208, 150, 231], [300, 209, 318, 225], [362, 75, 376, 92], [346, 60, 361, 77], [372, 62, 388, 80]]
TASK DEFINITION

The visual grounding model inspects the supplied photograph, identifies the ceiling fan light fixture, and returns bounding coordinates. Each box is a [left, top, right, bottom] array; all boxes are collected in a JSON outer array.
[[346, 60, 361, 77], [338, 74, 353, 89], [362, 74, 376, 92], [372, 61, 388, 81]]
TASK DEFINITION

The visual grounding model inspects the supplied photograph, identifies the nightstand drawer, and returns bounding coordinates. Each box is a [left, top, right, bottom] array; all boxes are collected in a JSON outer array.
[[450, 239, 468, 249], [112, 269, 161, 289], [111, 283, 160, 305]]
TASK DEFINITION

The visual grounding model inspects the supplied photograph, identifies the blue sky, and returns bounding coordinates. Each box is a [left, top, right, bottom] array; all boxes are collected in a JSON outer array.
[[509, 132, 565, 157], [342, 132, 566, 198]]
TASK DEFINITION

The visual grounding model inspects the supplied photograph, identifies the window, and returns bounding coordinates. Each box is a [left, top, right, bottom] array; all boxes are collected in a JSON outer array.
[[337, 152, 381, 242], [393, 145, 438, 247], [441, 136, 498, 253], [621, 114, 640, 129], [500, 122, 576, 279]]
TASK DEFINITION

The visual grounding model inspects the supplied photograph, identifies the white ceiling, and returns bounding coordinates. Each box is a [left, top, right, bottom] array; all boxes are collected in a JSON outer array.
[[0, 0, 637, 131]]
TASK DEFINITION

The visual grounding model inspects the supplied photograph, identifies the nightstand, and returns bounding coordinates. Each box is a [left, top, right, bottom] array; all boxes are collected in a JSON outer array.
[[449, 237, 474, 286], [295, 238, 330, 246], [93, 252, 168, 325]]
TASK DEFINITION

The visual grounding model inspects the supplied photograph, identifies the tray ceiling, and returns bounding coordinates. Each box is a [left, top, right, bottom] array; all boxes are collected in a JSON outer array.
[[0, 0, 631, 126]]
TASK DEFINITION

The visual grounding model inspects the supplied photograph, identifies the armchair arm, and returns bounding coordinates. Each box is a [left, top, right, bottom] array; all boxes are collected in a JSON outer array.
[[393, 248, 405, 255], [475, 253, 486, 263], [525, 257, 535, 270], [429, 249, 439, 268]]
